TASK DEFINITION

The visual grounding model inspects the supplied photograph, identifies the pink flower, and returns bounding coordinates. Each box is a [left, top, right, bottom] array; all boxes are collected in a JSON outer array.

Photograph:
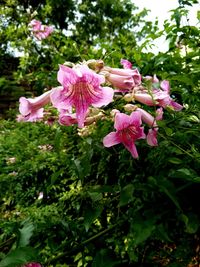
[[18, 90, 52, 122], [106, 73, 134, 91], [107, 66, 141, 87], [134, 80, 183, 111], [137, 108, 156, 128], [29, 19, 53, 40], [120, 59, 132, 69], [36, 25, 53, 40], [103, 111, 146, 158], [51, 64, 114, 128], [147, 128, 158, 146], [156, 107, 163, 121], [159, 80, 183, 111], [22, 262, 41, 267], [17, 109, 44, 122], [144, 74, 159, 83], [137, 108, 159, 146], [134, 92, 158, 106], [102, 64, 141, 91], [29, 19, 41, 31], [59, 112, 77, 126], [123, 105, 161, 146]]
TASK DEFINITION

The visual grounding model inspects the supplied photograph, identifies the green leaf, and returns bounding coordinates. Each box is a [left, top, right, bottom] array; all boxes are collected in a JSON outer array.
[[84, 206, 102, 232], [49, 168, 64, 187], [159, 180, 181, 210], [119, 184, 134, 207], [174, 168, 199, 182], [182, 213, 199, 234], [197, 10, 200, 21], [164, 127, 173, 136], [92, 249, 117, 267], [157, 224, 172, 242], [88, 192, 103, 202], [168, 157, 182, 164], [131, 218, 155, 245], [0, 247, 38, 267], [89, 185, 115, 194], [18, 221, 34, 248]]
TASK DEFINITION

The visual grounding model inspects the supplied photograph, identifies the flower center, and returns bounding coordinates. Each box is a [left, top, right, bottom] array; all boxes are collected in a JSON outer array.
[[120, 125, 138, 143], [65, 82, 101, 104]]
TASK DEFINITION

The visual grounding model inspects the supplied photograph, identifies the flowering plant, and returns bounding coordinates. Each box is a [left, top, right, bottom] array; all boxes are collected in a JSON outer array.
[[29, 19, 53, 40], [18, 59, 183, 158]]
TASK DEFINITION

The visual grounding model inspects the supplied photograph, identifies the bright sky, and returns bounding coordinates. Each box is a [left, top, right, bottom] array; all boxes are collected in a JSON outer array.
[[132, 0, 199, 53]]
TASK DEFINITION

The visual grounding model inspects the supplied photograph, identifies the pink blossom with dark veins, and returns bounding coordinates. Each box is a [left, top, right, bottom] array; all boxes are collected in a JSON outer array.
[[103, 111, 146, 158], [51, 64, 114, 128]]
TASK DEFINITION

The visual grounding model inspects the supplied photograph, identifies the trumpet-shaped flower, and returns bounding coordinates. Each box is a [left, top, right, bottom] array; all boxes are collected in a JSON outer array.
[[103, 111, 146, 158], [134, 80, 183, 111], [147, 128, 158, 146], [59, 111, 77, 126], [29, 19, 53, 40], [17, 109, 44, 122], [51, 64, 114, 128], [29, 19, 41, 31], [137, 107, 158, 146], [120, 59, 132, 69], [155, 107, 163, 121], [19, 90, 52, 121], [106, 73, 134, 90], [104, 65, 141, 89]]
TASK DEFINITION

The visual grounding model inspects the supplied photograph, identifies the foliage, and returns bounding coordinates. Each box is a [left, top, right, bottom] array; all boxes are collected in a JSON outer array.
[[0, 0, 200, 266]]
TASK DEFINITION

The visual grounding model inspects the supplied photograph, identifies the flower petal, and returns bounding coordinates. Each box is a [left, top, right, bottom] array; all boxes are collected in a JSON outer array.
[[50, 86, 71, 111], [79, 65, 105, 85], [123, 142, 139, 158], [120, 59, 132, 69], [170, 100, 183, 111], [92, 86, 114, 107], [156, 107, 163, 120], [58, 65, 78, 87], [19, 97, 31, 116], [147, 128, 158, 146], [114, 112, 131, 130], [137, 108, 155, 127], [134, 93, 157, 106], [129, 110, 143, 128], [103, 132, 121, 147], [59, 113, 77, 126], [160, 80, 170, 92], [74, 99, 89, 128]]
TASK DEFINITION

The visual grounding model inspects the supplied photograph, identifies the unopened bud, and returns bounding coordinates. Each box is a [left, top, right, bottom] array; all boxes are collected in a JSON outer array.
[[87, 59, 104, 72], [63, 61, 74, 67], [110, 109, 120, 117], [124, 104, 138, 112], [188, 115, 200, 123], [85, 112, 105, 125], [124, 93, 133, 102]]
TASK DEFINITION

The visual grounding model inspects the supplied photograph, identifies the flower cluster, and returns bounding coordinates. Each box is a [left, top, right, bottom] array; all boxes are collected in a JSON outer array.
[[18, 59, 183, 158], [29, 19, 53, 40]]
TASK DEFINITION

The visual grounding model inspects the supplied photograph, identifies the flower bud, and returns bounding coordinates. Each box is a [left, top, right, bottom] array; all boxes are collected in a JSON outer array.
[[124, 104, 137, 112], [110, 109, 120, 117], [123, 93, 134, 102]]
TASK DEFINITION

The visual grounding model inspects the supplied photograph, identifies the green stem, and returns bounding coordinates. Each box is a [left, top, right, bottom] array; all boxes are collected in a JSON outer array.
[[46, 224, 117, 265], [0, 236, 16, 250], [158, 132, 199, 161]]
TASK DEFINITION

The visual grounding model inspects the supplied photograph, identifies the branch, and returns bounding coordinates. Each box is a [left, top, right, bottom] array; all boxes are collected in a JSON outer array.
[[46, 223, 118, 265]]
